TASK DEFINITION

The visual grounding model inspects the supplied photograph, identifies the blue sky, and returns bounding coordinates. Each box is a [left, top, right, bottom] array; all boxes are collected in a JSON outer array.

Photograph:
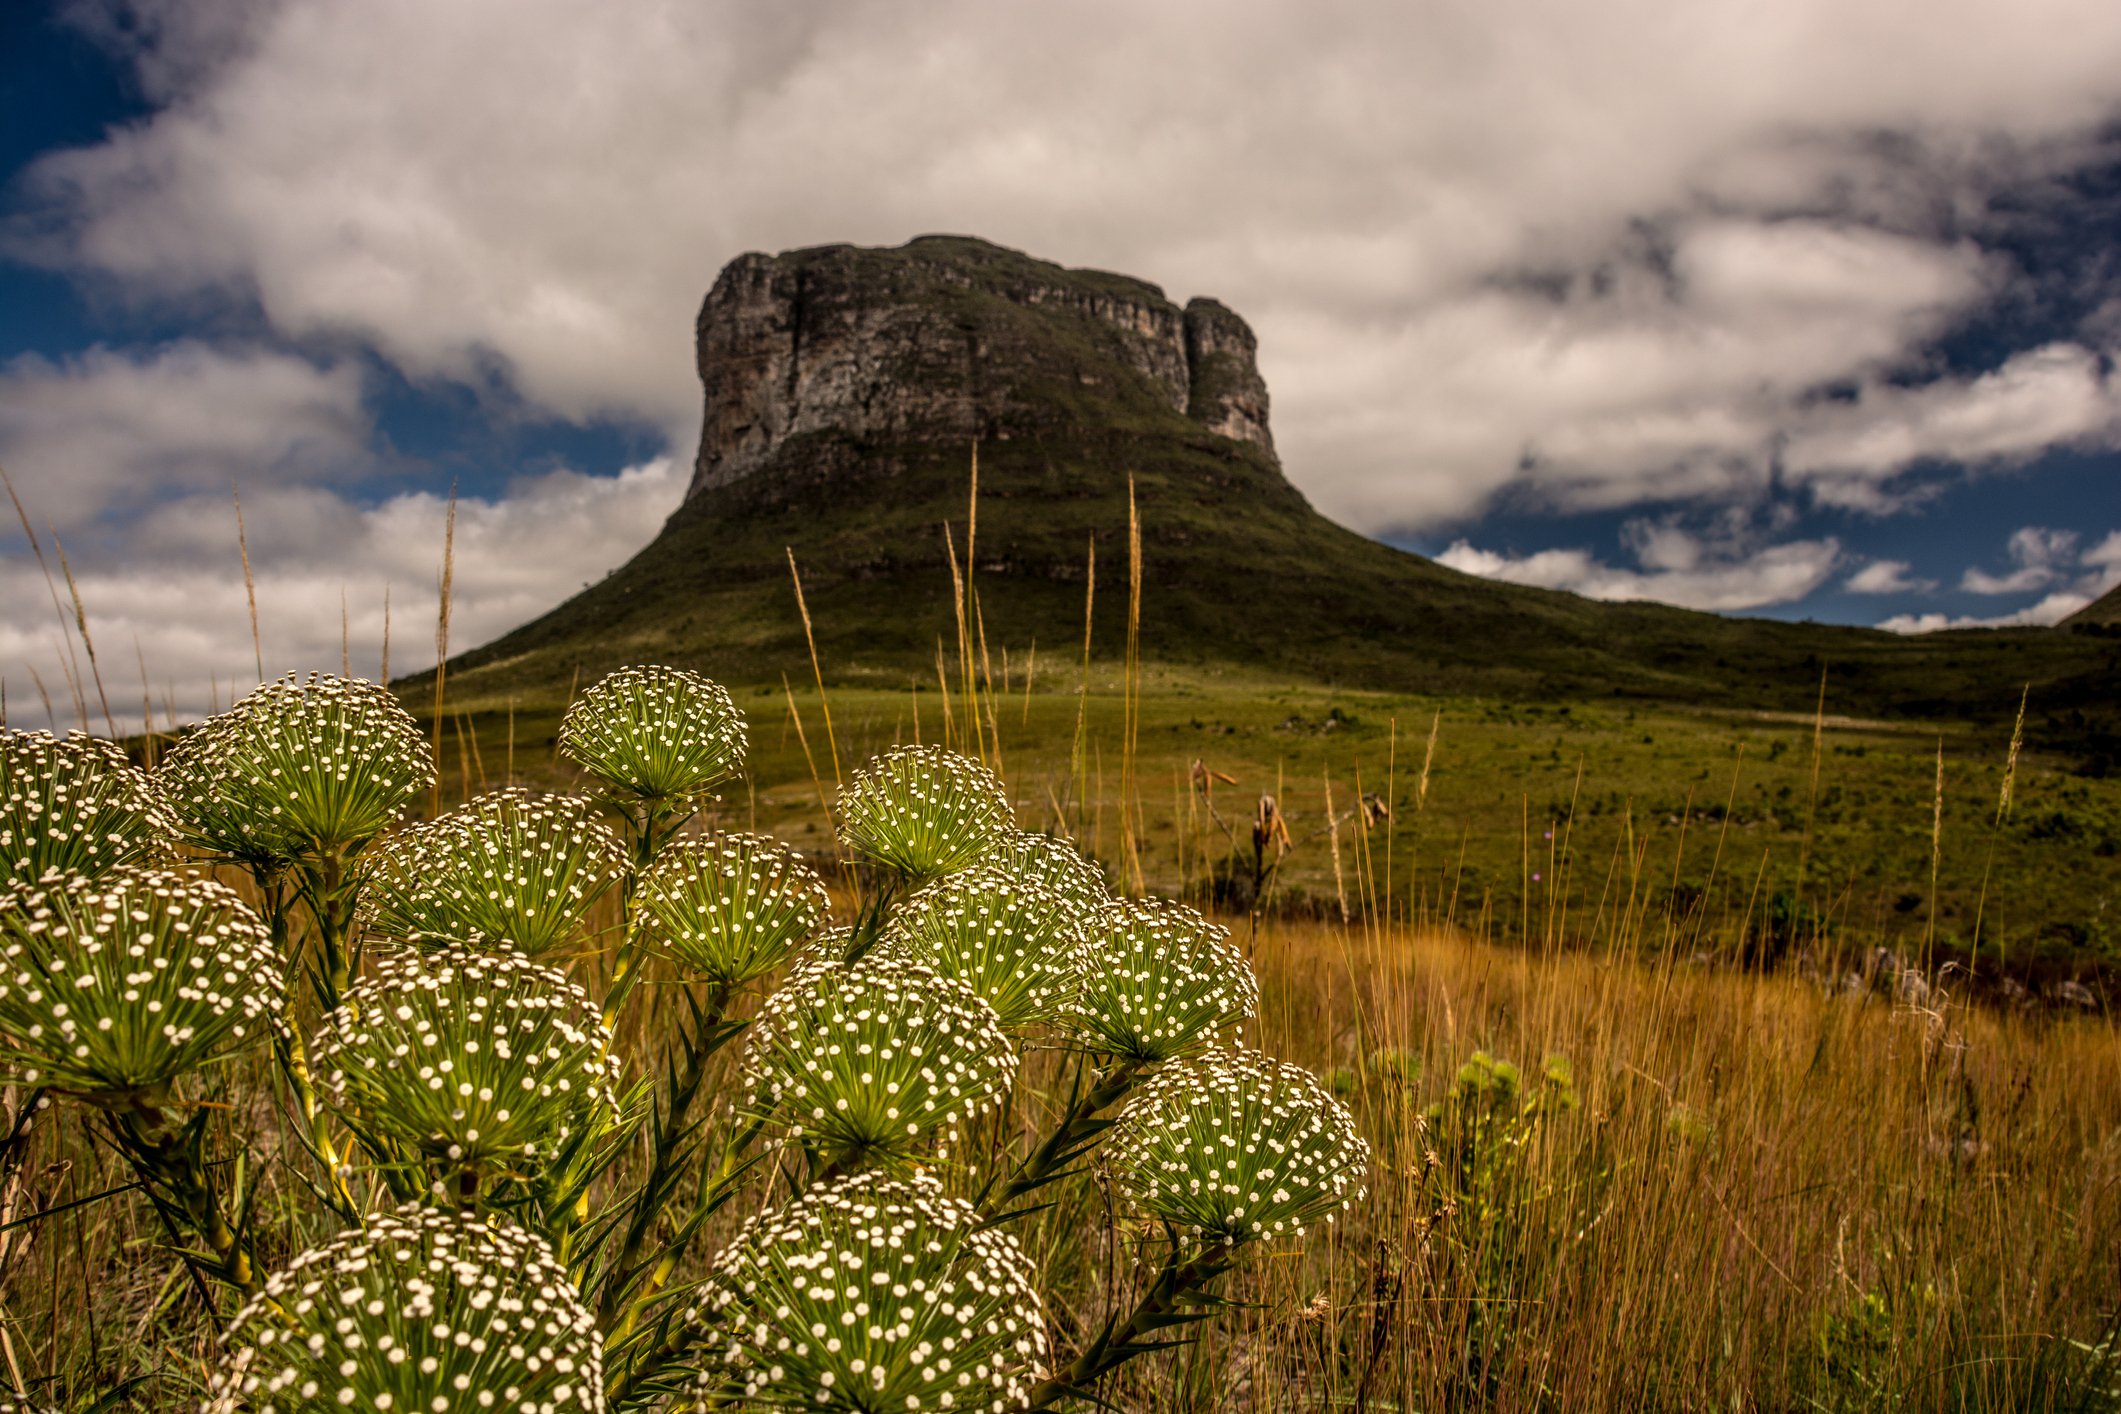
[[4, 0, 2120, 729]]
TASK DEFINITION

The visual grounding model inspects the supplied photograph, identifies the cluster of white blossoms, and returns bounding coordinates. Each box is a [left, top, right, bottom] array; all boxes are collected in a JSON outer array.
[[982, 832, 1110, 914], [205, 1202, 603, 1414], [883, 866, 1094, 1033], [1067, 899, 1257, 1064], [638, 832, 830, 988], [741, 952, 1015, 1165], [836, 747, 1014, 882], [1104, 1048, 1371, 1245], [558, 666, 747, 806], [156, 673, 433, 861], [0, 869, 282, 1098], [0, 730, 176, 891], [693, 1170, 1048, 1412], [315, 945, 621, 1182], [362, 789, 626, 957]]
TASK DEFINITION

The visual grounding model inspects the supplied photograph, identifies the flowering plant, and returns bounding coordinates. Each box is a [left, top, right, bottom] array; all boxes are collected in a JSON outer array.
[[636, 831, 829, 988], [0, 729, 176, 890], [559, 665, 747, 812], [362, 788, 626, 957], [692, 1170, 1048, 1412], [1067, 898, 1257, 1063], [837, 745, 1013, 882], [204, 1203, 603, 1413], [884, 865, 1092, 1032]]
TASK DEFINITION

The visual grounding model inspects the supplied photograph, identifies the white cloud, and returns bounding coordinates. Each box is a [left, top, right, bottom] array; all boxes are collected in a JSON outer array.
[[11, 0, 2121, 531], [0, 342, 371, 530], [1844, 559, 1935, 594], [1436, 529, 1841, 611], [1960, 526, 2079, 594], [0, 458, 682, 732], [1881, 525, 2121, 630]]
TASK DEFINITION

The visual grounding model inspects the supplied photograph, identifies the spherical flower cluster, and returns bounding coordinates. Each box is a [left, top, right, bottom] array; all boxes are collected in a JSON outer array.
[[1104, 1048, 1371, 1245], [204, 1202, 602, 1413], [837, 747, 1013, 882], [693, 1170, 1047, 1412], [883, 866, 1092, 1033], [558, 666, 747, 805], [156, 673, 433, 861], [0, 730, 176, 890], [362, 789, 625, 957], [983, 832, 1109, 914], [741, 952, 1015, 1166], [0, 869, 283, 1098], [638, 832, 829, 987], [1066, 899, 1257, 1063], [315, 945, 621, 1184]]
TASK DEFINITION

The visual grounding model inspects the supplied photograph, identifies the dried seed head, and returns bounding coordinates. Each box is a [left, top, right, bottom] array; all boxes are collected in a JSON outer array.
[[0, 868, 282, 1099], [362, 789, 626, 957], [315, 944, 620, 1186], [639, 831, 830, 987], [884, 866, 1093, 1033], [742, 952, 1015, 1167], [837, 746, 1013, 882], [1106, 1047, 1371, 1245], [1067, 898, 1257, 1063], [205, 1202, 602, 1414], [156, 673, 433, 861], [0, 730, 177, 890], [693, 1170, 1047, 1412], [558, 666, 747, 804]]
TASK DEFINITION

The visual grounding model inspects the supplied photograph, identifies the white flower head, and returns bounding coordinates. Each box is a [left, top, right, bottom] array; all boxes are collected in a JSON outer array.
[[983, 832, 1109, 913], [639, 831, 829, 987], [0, 868, 283, 1098], [693, 1170, 1048, 1411], [558, 666, 747, 805], [836, 746, 1013, 883], [156, 673, 433, 861], [1066, 898, 1257, 1063], [1105, 1048, 1371, 1245], [315, 944, 621, 1184], [884, 866, 1093, 1033], [205, 1203, 603, 1414], [0, 730, 177, 891], [362, 789, 626, 957], [741, 952, 1015, 1166]]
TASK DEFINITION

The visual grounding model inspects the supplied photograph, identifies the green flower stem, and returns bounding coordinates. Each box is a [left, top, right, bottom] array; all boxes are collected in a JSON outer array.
[[106, 1092, 259, 1294], [996, 1061, 1143, 1208], [607, 799, 693, 1014], [293, 846, 362, 1013], [1026, 1238, 1235, 1410], [595, 983, 735, 1327]]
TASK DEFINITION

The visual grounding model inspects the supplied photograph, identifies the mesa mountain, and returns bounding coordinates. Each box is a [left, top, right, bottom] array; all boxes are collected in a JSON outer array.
[[439, 235, 2116, 748]]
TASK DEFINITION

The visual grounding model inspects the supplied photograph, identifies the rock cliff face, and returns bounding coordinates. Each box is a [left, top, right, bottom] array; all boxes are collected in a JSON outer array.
[[687, 235, 1275, 497]]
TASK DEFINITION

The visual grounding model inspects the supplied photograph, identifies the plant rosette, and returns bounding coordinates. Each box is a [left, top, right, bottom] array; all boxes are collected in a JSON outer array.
[[1066, 898, 1258, 1064], [1104, 1047, 1371, 1245], [637, 831, 830, 988], [314, 944, 622, 1192], [882, 866, 1092, 1033], [740, 952, 1015, 1168], [983, 831, 1110, 913], [692, 1169, 1048, 1412], [836, 746, 1014, 883], [558, 665, 748, 808], [156, 673, 434, 862], [0, 730, 178, 891], [362, 789, 626, 958], [204, 1202, 602, 1413], [0, 869, 283, 1101]]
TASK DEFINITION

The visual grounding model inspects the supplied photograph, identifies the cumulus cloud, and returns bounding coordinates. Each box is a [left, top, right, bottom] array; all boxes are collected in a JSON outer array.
[[0, 341, 372, 530], [0, 458, 681, 732], [1436, 524, 1841, 612], [1880, 524, 2121, 630], [1844, 559, 1936, 594], [11, 0, 2121, 529]]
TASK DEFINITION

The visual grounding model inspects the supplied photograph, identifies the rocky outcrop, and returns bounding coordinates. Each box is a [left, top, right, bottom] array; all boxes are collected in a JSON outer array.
[[687, 235, 1276, 497]]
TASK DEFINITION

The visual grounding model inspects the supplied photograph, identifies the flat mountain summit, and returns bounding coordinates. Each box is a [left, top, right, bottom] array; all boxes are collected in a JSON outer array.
[[439, 235, 2114, 747]]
